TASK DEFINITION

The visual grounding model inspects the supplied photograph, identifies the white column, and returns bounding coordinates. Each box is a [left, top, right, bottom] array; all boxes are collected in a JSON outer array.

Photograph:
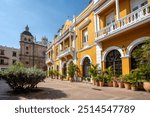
[[94, 14, 100, 33], [116, 0, 120, 20], [96, 43, 102, 69], [69, 35, 71, 48], [63, 40, 65, 50], [73, 31, 77, 64]]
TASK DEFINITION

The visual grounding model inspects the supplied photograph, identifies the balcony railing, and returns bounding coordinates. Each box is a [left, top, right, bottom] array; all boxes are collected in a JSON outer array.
[[58, 47, 74, 58], [96, 3, 150, 41], [46, 58, 53, 64]]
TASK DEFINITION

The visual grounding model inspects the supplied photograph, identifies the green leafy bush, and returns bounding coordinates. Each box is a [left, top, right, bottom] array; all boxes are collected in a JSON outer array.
[[2, 63, 46, 91], [68, 63, 78, 81]]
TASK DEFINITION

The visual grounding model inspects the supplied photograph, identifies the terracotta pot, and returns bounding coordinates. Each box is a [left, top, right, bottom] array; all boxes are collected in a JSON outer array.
[[93, 80, 96, 85], [124, 83, 131, 90], [108, 82, 113, 87], [99, 81, 104, 87], [96, 81, 100, 86], [113, 81, 118, 87], [118, 82, 125, 88], [131, 86, 138, 91], [143, 82, 150, 92]]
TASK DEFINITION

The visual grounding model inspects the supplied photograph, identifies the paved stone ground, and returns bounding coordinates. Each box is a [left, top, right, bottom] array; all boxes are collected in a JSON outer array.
[[0, 78, 150, 100]]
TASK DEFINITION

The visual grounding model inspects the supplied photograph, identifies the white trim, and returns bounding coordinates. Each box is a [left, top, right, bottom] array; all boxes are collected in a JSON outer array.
[[102, 46, 124, 61], [115, 0, 120, 20], [77, 43, 96, 53], [78, 19, 91, 30], [80, 55, 92, 65], [126, 37, 148, 57], [94, 0, 115, 15], [67, 59, 73, 65]]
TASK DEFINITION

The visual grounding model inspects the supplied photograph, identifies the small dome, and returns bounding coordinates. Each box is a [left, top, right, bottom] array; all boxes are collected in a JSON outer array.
[[22, 31, 33, 37], [21, 25, 33, 37]]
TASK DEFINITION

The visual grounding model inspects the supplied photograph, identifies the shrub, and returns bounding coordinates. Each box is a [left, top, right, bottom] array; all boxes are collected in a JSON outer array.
[[138, 63, 150, 82], [89, 64, 99, 79], [2, 63, 46, 91], [68, 63, 78, 81]]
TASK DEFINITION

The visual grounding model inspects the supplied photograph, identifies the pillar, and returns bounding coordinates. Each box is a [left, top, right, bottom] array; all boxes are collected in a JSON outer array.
[[122, 57, 131, 75], [115, 0, 120, 20]]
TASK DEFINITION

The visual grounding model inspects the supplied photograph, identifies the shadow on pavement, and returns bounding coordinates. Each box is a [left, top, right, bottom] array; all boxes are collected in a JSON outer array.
[[1, 87, 67, 100]]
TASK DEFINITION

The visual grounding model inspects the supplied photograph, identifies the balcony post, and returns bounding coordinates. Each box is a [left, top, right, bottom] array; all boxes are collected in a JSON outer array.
[[94, 14, 100, 33], [115, 0, 120, 20], [69, 35, 72, 48], [63, 40, 65, 50]]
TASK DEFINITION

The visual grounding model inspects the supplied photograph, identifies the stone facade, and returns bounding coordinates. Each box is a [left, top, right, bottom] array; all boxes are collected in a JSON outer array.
[[0, 45, 19, 70], [20, 26, 48, 70]]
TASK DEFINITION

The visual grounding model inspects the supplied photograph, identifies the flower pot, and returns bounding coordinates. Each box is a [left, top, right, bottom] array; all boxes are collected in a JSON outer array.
[[143, 82, 150, 92], [113, 81, 118, 87], [96, 81, 100, 86], [93, 80, 96, 85], [108, 82, 113, 87], [131, 86, 138, 91], [117, 82, 124, 88], [124, 83, 131, 90], [99, 81, 104, 87]]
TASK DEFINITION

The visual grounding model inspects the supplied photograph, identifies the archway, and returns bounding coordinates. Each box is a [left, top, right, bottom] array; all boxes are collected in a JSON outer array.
[[82, 57, 91, 77], [106, 50, 122, 76], [62, 63, 67, 76], [131, 43, 145, 69]]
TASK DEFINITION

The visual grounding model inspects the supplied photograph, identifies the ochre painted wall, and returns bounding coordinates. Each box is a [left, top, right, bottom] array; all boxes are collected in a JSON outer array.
[[122, 57, 130, 75]]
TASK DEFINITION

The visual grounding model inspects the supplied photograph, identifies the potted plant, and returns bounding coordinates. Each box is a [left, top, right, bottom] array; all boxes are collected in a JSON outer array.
[[93, 76, 99, 86], [131, 37, 150, 92], [97, 74, 104, 87], [139, 63, 150, 92], [104, 67, 113, 87], [68, 63, 78, 82], [122, 74, 131, 90], [128, 69, 140, 91], [89, 64, 99, 85], [117, 75, 125, 88], [59, 74, 66, 81], [112, 76, 118, 87]]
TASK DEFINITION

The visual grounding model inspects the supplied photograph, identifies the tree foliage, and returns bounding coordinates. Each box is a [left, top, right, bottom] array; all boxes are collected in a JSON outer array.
[[1, 62, 46, 91], [68, 63, 78, 81]]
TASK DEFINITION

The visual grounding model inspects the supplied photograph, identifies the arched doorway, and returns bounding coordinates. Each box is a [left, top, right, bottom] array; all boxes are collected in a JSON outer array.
[[83, 57, 91, 77], [63, 63, 67, 76], [131, 43, 144, 69], [106, 50, 122, 76]]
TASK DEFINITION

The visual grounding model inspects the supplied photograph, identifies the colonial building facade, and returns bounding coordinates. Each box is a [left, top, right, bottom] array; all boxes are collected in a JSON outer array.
[[20, 26, 48, 70], [0, 45, 19, 71], [46, 0, 150, 79]]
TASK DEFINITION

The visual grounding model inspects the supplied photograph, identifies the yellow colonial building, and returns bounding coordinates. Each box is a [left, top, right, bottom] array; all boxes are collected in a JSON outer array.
[[46, 0, 150, 80]]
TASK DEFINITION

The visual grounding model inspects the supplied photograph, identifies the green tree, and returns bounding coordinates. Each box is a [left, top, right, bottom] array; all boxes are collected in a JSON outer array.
[[132, 37, 150, 64]]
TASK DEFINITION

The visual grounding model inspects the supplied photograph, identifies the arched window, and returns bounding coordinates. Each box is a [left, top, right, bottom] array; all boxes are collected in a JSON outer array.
[[106, 50, 122, 76], [131, 43, 144, 69], [63, 63, 67, 76], [83, 57, 91, 77]]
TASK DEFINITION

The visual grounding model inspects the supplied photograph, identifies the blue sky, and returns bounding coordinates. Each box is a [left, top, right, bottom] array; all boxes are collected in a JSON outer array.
[[0, 0, 90, 48]]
